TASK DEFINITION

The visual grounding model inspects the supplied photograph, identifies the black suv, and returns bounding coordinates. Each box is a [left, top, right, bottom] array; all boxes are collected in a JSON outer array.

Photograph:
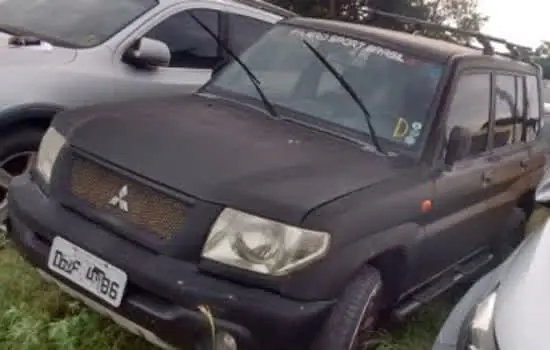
[[6, 11, 548, 350]]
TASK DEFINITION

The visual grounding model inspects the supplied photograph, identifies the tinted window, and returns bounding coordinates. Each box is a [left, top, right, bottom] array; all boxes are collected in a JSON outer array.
[[494, 75, 522, 147], [516, 77, 525, 119], [209, 25, 443, 153], [0, 0, 156, 48], [446, 73, 491, 156], [145, 9, 221, 69], [525, 75, 540, 141], [227, 14, 272, 55]]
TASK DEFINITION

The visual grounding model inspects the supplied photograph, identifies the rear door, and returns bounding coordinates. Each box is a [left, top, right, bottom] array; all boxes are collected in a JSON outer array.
[[483, 73, 539, 213]]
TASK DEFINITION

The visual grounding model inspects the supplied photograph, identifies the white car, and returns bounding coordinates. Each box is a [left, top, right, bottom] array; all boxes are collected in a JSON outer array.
[[0, 0, 293, 223], [432, 171, 550, 350]]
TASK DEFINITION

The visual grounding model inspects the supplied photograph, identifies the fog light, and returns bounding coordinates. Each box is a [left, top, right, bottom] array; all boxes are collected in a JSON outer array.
[[216, 332, 237, 350]]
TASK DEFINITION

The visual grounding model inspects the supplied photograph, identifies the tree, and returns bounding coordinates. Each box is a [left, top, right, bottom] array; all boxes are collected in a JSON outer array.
[[533, 42, 550, 80], [535, 41, 550, 58], [268, 0, 329, 17], [268, 0, 488, 44], [426, 0, 489, 43]]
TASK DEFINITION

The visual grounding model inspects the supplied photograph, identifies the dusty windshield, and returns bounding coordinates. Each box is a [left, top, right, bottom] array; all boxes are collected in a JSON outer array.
[[0, 0, 157, 48], [209, 25, 444, 151]]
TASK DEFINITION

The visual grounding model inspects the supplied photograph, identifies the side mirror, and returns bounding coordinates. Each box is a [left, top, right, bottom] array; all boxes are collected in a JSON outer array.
[[445, 126, 473, 166], [123, 37, 171, 69]]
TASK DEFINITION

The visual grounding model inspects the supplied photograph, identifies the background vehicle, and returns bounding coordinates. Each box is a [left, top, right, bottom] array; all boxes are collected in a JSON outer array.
[[431, 171, 550, 350], [6, 11, 548, 350], [0, 0, 294, 223]]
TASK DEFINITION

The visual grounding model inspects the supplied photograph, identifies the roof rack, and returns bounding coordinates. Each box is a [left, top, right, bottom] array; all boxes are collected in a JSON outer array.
[[363, 9, 533, 62], [233, 0, 297, 18]]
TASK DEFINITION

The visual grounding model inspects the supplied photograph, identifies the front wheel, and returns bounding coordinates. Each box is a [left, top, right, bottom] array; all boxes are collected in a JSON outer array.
[[0, 128, 44, 245], [310, 265, 384, 350]]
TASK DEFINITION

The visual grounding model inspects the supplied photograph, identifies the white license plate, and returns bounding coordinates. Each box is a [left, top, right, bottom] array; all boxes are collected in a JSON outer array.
[[48, 236, 127, 308]]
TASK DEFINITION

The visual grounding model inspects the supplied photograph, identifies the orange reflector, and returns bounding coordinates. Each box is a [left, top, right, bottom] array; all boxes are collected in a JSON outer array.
[[421, 199, 432, 212]]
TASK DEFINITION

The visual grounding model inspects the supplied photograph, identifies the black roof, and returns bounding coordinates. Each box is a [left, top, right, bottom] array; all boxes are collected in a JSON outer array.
[[282, 17, 536, 69], [233, 0, 296, 18]]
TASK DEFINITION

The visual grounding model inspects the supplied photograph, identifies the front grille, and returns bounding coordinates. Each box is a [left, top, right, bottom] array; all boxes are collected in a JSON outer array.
[[69, 156, 188, 240]]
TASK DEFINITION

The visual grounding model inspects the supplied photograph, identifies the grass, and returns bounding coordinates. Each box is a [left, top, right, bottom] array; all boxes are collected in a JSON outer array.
[[0, 206, 548, 350], [0, 248, 153, 350]]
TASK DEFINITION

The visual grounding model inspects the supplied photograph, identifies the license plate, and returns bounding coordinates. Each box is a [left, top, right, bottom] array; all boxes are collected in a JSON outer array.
[[47, 236, 127, 307]]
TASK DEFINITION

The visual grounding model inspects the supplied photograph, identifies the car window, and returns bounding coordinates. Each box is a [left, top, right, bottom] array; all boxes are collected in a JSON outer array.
[[145, 9, 221, 69], [494, 74, 523, 147], [525, 74, 541, 141], [445, 73, 491, 157], [227, 13, 273, 55], [0, 0, 157, 48], [516, 76, 525, 120], [208, 25, 444, 154]]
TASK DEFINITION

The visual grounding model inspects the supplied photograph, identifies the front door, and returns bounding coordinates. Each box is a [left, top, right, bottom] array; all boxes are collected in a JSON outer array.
[[110, 7, 224, 101], [406, 72, 502, 287]]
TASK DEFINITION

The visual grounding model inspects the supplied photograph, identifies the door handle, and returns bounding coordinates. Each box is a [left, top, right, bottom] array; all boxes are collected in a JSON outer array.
[[482, 170, 494, 186]]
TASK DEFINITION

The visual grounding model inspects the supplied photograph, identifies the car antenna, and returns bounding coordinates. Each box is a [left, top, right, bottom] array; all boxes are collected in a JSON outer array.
[[188, 12, 279, 119], [301, 40, 386, 155]]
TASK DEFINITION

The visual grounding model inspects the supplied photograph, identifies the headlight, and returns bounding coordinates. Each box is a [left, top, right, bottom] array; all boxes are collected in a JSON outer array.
[[201, 208, 330, 276], [35, 127, 66, 184], [462, 291, 498, 350]]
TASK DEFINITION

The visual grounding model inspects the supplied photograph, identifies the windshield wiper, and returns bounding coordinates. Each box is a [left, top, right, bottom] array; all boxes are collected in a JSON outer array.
[[188, 13, 278, 118], [302, 40, 385, 155], [0, 24, 27, 37]]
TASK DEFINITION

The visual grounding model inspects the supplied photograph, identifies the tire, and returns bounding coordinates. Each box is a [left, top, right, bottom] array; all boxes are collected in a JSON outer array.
[[0, 127, 44, 160], [492, 207, 526, 262], [310, 265, 383, 350], [0, 127, 45, 225]]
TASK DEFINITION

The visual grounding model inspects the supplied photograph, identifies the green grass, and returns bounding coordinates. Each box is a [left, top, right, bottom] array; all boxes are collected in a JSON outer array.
[[0, 249, 153, 350], [0, 205, 548, 350]]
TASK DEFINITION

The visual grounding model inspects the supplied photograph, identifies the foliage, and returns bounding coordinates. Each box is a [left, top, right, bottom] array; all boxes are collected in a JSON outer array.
[[533, 41, 550, 80], [0, 245, 449, 350], [0, 248, 152, 350], [419, 0, 489, 44], [535, 41, 550, 58], [268, 0, 488, 44]]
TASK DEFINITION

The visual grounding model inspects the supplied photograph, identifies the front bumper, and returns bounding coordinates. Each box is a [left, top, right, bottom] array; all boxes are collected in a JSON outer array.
[[7, 174, 334, 350]]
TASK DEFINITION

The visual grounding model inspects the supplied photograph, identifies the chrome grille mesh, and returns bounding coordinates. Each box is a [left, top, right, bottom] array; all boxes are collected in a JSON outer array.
[[69, 156, 187, 240]]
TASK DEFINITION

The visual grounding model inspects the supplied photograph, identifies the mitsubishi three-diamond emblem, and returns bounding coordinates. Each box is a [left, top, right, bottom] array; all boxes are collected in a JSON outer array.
[[108, 185, 129, 212]]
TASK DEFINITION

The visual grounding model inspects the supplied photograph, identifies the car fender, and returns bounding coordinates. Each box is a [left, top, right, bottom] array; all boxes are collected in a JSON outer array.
[[282, 222, 422, 300], [0, 103, 64, 130], [0, 56, 119, 113]]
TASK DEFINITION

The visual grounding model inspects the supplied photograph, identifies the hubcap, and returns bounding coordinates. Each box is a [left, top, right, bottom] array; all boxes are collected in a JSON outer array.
[[0, 151, 37, 247]]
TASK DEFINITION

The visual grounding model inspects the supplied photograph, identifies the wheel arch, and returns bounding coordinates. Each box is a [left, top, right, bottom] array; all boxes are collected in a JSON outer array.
[[0, 103, 64, 134], [285, 223, 420, 301], [353, 223, 419, 303], [368, 246, 408, 305], [517, 188, 535, 217]]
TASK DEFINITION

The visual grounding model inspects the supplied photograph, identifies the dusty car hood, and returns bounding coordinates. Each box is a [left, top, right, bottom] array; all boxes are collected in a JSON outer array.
[[57, 94, 398, 224], [493, 219, 550, 350], [0, 33, 76, 65]]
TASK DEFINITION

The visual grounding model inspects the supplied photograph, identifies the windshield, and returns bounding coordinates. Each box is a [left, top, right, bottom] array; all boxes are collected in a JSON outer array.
[[208, 25, 444, 152], [0, 0, 157, 48]]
